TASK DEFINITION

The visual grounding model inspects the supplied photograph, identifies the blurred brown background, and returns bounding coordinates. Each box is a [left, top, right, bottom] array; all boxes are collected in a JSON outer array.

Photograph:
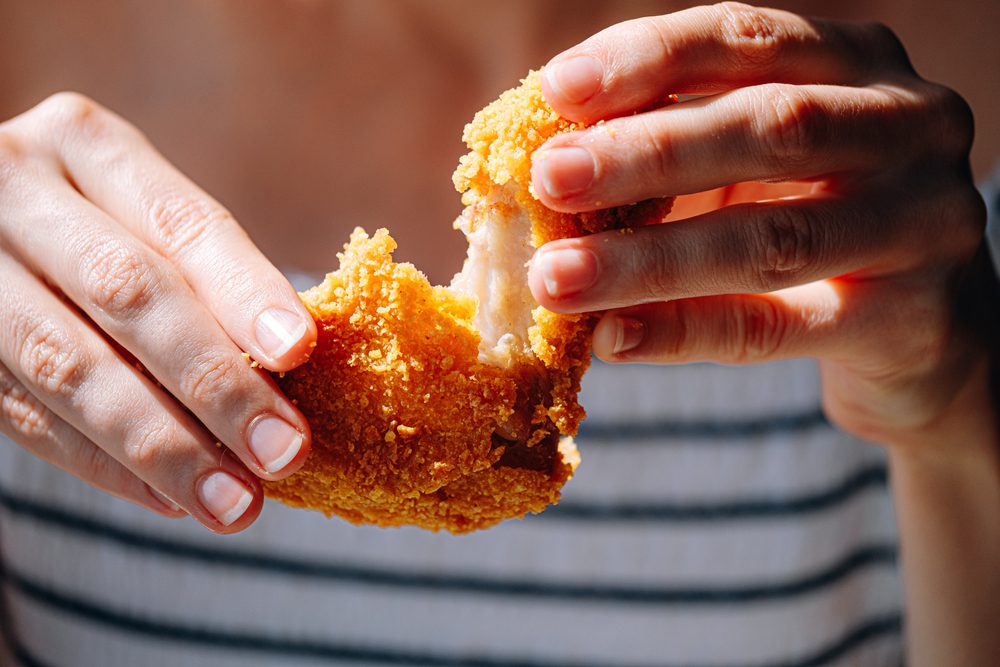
[[1, 1, 997, 282]]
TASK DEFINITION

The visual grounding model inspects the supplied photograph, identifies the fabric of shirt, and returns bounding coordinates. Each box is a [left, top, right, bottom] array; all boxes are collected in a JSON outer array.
[[0, 356, 903, 667]]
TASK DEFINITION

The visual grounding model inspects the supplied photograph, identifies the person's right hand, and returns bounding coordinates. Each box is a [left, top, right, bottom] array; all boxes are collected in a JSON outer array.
[[0, 93, 316, 533]]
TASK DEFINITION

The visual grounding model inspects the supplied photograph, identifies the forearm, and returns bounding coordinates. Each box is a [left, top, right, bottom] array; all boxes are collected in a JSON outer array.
[[886, 359, 1000, 666]]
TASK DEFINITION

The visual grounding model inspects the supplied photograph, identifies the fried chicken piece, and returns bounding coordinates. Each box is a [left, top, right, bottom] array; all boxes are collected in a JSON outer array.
[[264, 70, 672, 532]]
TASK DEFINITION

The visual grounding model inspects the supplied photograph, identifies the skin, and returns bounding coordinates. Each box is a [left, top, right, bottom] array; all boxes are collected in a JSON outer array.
[[526, 4, 1000, 663], [0, 1, 996, 658], [0, 95, 317, 532]]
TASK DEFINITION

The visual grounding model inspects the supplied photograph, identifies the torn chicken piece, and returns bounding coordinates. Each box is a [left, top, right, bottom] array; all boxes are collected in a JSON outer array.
[[264, 70, 673, 532]]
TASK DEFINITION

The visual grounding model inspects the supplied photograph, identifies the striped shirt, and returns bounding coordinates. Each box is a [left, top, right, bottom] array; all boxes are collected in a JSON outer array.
[[11, 164, 1000, 666], [0, 358, 903, 667]]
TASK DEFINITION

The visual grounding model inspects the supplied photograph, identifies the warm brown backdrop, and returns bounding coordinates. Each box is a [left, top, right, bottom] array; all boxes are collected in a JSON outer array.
[[1, 1, 997, 281]]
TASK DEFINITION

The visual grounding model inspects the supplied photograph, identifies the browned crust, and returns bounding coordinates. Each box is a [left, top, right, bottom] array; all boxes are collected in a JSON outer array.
[[264, 70, 671, 533]]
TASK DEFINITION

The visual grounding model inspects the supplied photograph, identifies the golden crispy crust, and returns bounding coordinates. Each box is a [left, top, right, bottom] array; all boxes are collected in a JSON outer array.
[[455, 71, 671, 438], [264, 70, 671, 532], [265, 229, 580, 531]]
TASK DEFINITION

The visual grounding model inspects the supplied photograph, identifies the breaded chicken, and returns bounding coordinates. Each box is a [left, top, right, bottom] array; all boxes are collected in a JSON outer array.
[[264, 70, 672, 532]]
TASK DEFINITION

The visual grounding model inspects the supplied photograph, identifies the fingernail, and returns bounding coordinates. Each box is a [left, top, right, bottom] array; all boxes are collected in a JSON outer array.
[[612, 316, 645, 354], [149, 487, 183, 512], [198, 471, 253, 526], [545, 56, 604, 104], [534, 147, 595, 200], [536, 248, 599, 299], [248, 416, 303, 473], [255, 308, 308, 360]]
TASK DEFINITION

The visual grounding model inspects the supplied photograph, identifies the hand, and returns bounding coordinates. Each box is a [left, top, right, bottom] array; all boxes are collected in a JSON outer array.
[[0, 93, 316, 532], [527, 2, 993, 447]]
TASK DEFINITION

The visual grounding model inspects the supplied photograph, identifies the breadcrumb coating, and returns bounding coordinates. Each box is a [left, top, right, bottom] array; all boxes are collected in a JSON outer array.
[[264, 70, 672, 532]]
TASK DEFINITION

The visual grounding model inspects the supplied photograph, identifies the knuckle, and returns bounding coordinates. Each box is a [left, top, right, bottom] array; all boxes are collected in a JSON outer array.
[[860, 21, 911, 72], [0, 131, 26, 191], [661, 300, 693, 358], [208, 262, 255, 307], [714, 2, 785, 67], [927, 84, 975, 155], [635, 16, 678, 67], [38, 91, 107, 136], [145, 188, 233, 261], [76, 444, 123, 486], [729, 297, 787, 362], [0, 371, 54, 441], [946, 185, 987, 256], [633, 115, 674, 190], [0, 130, 26, 167], [753, 83, 821, 169], [180, 349, 245, 407], [124, 416, 175, 471], [749, 206, 815, 289], [34, 92, 140, 150], [14, 317, 87, 398], [78, 233, 161, 317], [635, 237, 678, 301]]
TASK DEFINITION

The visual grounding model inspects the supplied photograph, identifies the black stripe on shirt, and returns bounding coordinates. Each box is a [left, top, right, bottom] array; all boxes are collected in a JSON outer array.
[[576, 407, 829, 442], [1, 565, 902, 667], [4, 635, 52, 667], [0, 561, 51, 667], [0, 487, 895, 604], [544, 464, 887, 522]]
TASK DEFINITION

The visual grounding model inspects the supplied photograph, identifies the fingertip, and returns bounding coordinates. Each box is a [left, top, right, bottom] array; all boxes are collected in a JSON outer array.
[[223, 497, 264, 534], [541, 56, 605, 121], [528, 242, 600, 311], [528, 245, 553, 306], [530, 143, 598, 213], [252, 305, 317, 372], [195, 466, 263, 533], [593, 313, 646, 361], [285, 414, 312, 475], [146, 485, 187, 516], [592, 315, 619, 362], [246, 413, 311, 480], [204, 498, 262, 535]]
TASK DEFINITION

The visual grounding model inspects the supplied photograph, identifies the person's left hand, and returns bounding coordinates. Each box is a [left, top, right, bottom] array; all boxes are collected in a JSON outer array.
[[526, 2, 993, 447]]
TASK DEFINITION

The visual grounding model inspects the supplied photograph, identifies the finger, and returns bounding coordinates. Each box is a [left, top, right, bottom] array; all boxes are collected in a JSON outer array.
[[591, 281, 847, 364], [528, 184, 971, 314], [541, 3, 911, 122], [0, 253, 262, 532], [531, 82, 949, 212], [665, 183, 818, 222], [16, 93, 315, 372], [591, 276, 958, 399], [0, 363, 186, 517], [2, 174, 310, 481]]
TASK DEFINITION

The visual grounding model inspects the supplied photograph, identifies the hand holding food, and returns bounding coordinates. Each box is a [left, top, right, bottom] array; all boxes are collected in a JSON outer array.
[[525, 3, 993, 448], [265, 72, 672, 532], [0, 94, 315, 532]]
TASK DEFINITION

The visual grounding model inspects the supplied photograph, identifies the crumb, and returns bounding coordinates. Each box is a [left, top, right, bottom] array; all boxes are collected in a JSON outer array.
[[263, 70, 673, 533]]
